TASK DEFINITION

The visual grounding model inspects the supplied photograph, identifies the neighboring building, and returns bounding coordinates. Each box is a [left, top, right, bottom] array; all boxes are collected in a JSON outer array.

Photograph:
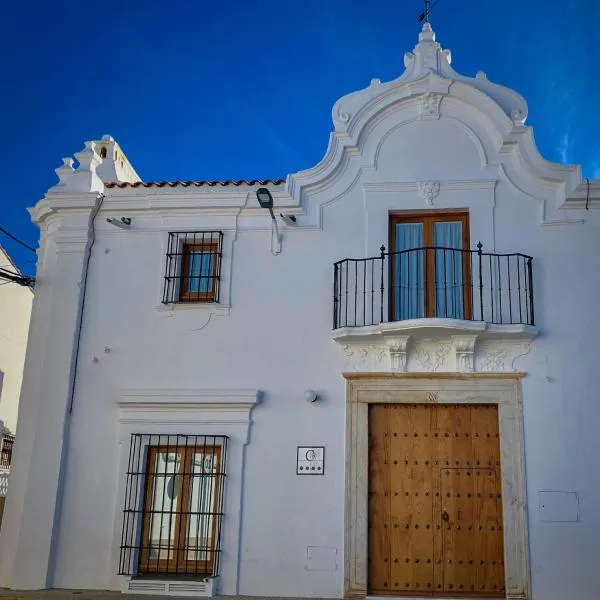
[[1, 22, 600, 600], [0, 245, 33, 434], [0, 246, 32, 528], [0, 429, 14, 525]]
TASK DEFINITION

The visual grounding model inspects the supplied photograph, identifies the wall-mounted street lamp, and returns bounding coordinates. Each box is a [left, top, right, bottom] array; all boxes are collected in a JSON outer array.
[[256, 187, 282, 255], [256, 187, 275, 218]]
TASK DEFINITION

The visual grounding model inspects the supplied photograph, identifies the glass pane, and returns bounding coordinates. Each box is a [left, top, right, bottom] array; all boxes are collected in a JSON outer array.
[[394, 223, 424, 320], [187, 252, 214, 293], [185, 451, 218, 562], [148, 451, 181, 560], [434, 221, 464, 319]]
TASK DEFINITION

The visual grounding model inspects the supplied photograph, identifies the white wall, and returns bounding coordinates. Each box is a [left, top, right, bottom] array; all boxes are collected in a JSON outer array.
[[45, 181, 600, 600], [0, 247, 32, 434]]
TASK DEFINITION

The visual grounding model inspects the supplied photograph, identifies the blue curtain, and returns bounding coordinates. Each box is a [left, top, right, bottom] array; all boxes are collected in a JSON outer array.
[[434, 222, 464, 318], [394, 223, 424, 319], [188, 252, 214, 292]]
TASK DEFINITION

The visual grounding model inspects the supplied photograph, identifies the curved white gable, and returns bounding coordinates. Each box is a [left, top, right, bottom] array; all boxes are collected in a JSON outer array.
[[288, 22, 589, 226]]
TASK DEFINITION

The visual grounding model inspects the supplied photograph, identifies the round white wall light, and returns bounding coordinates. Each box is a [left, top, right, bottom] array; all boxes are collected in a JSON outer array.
[[303, 389, 318, 403]]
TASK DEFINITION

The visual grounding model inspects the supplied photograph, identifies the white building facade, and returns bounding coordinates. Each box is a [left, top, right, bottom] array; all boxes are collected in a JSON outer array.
[[1, 23, 599, 600]]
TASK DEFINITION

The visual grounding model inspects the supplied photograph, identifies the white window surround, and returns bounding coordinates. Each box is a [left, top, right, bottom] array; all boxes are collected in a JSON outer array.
[[155, 230, 235, 316], [343, 372, 530, 600], [110, 388, 260, 596]]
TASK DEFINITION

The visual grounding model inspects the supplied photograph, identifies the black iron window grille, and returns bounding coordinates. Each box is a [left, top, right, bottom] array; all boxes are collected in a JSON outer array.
[[333, 243, 534, 329], [162, 232, 224, 304], [119, 434, 228, 577], [0, 435, 14, 468]]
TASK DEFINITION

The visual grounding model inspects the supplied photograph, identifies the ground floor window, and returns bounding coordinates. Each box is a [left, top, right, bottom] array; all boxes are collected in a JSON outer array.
[[119, 434, 228, 577]]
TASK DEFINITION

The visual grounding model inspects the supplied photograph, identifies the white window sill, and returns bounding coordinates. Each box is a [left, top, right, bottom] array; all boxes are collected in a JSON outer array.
[[331, 318, 537, 345], [156, 302, 230, 316]]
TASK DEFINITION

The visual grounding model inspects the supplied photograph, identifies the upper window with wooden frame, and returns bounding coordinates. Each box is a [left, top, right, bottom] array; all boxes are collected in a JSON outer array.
[[118, 434, 228, 578], [162, 232, 223, 304], [389, 212, 471, 321]]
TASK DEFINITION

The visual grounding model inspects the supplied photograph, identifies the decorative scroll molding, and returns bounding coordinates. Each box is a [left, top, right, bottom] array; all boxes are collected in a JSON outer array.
[[417, 180, 440, 206], [477, 341, 533, 372]]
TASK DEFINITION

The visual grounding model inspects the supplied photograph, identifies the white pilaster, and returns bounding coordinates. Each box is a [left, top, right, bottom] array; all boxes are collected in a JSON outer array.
[[0, 143, 104, 589]]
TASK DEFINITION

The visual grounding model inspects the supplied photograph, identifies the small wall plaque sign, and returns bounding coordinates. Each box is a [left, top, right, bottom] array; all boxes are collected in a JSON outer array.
[[297, 446, 325, 475]]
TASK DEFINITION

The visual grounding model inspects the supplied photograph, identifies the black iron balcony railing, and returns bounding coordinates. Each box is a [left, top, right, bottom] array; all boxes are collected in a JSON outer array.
[[333, 243, 534, 329]]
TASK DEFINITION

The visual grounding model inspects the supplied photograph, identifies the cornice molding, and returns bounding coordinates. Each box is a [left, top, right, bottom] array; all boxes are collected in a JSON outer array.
[[564, 179, 600, 209], [28, 193, 102, 225], [117, 389, 261, 432], [363, 179, 497, 193], [119, 388, 260, 408]]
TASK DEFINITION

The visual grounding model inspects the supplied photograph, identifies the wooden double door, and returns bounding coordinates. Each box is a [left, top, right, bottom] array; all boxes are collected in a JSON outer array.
[[368, 403, 505, 597]]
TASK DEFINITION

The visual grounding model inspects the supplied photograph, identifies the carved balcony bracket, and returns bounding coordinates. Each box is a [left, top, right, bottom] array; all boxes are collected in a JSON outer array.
[[451, 334, 479, 373], [385, 336, 411, 372]]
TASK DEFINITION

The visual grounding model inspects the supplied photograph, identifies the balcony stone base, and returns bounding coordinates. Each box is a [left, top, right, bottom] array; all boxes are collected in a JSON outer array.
[[331, 318, 537, 373]]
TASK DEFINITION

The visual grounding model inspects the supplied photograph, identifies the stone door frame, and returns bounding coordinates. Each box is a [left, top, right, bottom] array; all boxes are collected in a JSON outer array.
[[344, 372, 530, 600]]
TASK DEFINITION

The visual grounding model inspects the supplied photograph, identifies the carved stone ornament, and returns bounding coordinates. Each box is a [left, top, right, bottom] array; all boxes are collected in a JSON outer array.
[[477, 342, 532, 372], [342, 344, 388, 372], [385, 336, 410, 372], [451, 335, 478, 372], [425, 391, 439, 403], [336, 331, 535, 374], [417, 181, 440, 206], [418, 92, 442, 119], [479, 347, 509, 371], [414, 342, 451, 372]]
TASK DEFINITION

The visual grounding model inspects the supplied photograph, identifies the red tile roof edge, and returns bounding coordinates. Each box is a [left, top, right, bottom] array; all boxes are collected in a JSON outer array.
[[105, 179, 286, 189]]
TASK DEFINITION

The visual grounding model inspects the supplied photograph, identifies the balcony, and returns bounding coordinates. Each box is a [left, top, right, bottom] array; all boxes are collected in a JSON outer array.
[[332, 244, 536, 348]]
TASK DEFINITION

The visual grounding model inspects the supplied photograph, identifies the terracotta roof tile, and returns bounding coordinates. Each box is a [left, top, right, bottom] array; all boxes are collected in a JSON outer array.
[[105, 179, 285, 189]]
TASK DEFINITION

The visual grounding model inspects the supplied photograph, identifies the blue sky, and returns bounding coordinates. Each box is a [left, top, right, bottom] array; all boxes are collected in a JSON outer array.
[[1, 0, 598, 274]]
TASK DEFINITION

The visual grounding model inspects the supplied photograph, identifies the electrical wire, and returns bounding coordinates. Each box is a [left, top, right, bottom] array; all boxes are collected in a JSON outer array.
[[0, 226, 37, 253], [585, 177, 590, 210], [270, 217, 282, 256], [0, 266, 34, 286]]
